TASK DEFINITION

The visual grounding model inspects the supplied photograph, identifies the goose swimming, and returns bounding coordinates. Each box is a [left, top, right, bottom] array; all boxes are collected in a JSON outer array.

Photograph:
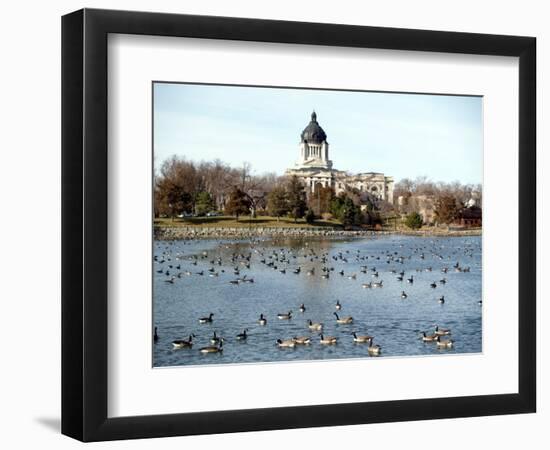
[[172, 334, 195, 349], [198, 313, 214, 324], [334, 312, 353, 324]]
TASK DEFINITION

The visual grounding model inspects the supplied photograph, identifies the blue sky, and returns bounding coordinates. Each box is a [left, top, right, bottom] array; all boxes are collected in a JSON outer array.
[[153, 83, 482, 184]]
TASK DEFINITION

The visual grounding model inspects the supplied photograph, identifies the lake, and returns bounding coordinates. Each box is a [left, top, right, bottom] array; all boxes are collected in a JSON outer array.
[[153, 234, 482, 367]]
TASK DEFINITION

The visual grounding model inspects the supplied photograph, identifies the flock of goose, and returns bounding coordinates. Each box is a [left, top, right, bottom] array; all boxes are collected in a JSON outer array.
[[154, 237, 480, 360]]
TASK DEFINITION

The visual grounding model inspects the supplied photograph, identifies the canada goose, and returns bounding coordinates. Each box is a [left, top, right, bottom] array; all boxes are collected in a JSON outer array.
[[352, 332, 372, 343], [367, 338, 382, 355], [153, 327, 159, 343], [293, 336, 311, 345], [200, 340, 223, 353], [434, 325, 451, 336], [362, 282, 372, 289], [307, 320, 323, 331], [198, 313, 214, 324], [439, 278, 447, 284], [277, 311, 292, 320], [407, 275, 414, 283], [348, 273, 357, 280], [435, 335, 454, 348], [258, 313, 267, 325], [236, 329, 248, 340], [334, 312, 353, 324], [401, 291, 408, 299], [210, 331, 221, 344], [319, 334, 337, 345], [430, 282, 437, 289], [438, 296, 445, 304], [373, 281, 384, 288], [396, 275, 403, 281], [335, 300, 342, 310], [321, 273, 330, 279], [276, 338, 296, 348], [421, 331, 437, 342], [299, 303, 306, 313], [172, 334, 195, 349], [229, 279, 239, 285], [164, 276, 176, 284], [293, 267, 301, 274]]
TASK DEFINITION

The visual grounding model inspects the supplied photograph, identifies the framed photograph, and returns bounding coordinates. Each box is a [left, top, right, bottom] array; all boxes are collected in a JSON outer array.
[[62, 8, 536, 442]]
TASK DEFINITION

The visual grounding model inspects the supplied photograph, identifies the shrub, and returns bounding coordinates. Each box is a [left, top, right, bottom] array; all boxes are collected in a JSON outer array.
[[405, 212, 423, 229]]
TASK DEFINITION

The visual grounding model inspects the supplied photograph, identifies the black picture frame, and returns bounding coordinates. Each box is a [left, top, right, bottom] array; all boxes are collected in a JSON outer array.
[[62, 8, 536, 442]]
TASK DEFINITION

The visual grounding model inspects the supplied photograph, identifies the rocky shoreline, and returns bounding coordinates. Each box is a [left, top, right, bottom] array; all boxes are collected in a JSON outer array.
[[154, 226, 482, 240]]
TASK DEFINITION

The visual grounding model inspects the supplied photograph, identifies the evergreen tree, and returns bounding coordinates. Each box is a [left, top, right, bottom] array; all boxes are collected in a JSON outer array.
[[286, 176, 307, 223], [405, 212, 423, 229], [195, 191, 215, 216], [267, 186, 289, 221]]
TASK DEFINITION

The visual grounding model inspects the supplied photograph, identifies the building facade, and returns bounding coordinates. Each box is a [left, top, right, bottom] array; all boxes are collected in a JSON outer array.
[[285, 111, 394, 203]]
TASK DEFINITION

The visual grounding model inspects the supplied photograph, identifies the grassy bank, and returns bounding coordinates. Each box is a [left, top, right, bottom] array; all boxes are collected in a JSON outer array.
[[154, 215, 343, 229]]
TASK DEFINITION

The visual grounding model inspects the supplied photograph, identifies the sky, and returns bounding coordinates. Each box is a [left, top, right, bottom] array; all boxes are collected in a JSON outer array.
[[153, 82, 483, 185]]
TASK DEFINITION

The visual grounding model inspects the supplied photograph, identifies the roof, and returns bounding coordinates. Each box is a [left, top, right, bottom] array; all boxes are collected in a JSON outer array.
[[301, 111, 327, 144]]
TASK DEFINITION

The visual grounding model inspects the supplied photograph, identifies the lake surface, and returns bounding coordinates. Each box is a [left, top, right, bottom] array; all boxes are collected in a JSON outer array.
[[153, 235, 482, 367]]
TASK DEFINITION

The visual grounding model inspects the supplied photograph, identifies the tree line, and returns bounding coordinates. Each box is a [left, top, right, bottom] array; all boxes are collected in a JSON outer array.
[[155, 156, 481, 228]]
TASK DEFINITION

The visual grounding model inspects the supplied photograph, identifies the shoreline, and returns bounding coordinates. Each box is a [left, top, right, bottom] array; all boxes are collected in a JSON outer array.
[[154, 226, 482, 240]]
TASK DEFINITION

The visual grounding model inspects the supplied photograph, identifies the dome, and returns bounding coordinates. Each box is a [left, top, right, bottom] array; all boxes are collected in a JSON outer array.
[[300, 111, 327, 144]]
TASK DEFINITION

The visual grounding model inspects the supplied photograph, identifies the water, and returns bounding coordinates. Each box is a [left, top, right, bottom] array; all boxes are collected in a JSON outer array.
[[153, 235, 482, 367]]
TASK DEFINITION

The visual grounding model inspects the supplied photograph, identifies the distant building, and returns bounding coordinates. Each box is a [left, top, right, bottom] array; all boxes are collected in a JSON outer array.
[[397, 194, 437, 225], [455, 206, 482, 227], [285, 111, 394, 203]]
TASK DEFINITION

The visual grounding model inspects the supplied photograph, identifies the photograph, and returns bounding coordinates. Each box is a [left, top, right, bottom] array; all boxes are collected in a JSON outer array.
[[152, 82, 483, 367]]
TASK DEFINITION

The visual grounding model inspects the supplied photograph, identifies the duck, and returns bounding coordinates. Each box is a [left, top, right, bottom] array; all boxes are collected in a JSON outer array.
[[352, 332, 372, 343], [293, 336, 311, 345], [434, 325, 451, 336], [367, 338, 382, 355], [334, 312, 353, 324], [319, 334, 337, 345], [421, 331, 437, 342], [307, 320, 323, 331], [172, 334, 195, 349], [199, 340, 223, 353], [258, 313, 267, 326], [335, 300, 342, 310], [277, 311, 292, 320], [438, 296, 445, 304], [435, 335, 454, 349], [236, 329, 248, 340], [153, 326, 159, 343], [276, 338, 296, 348], [199, 313, 214, 324], [401, 291, 408, 299], [299, 303, 306, 313]]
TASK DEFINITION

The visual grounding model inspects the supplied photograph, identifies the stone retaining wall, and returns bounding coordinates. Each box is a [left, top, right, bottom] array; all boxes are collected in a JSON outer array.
[[154, 226, 481, 240]]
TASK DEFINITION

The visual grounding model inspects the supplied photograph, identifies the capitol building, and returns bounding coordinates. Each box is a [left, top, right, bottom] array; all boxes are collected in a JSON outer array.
[[286, 111, 394, 203]]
